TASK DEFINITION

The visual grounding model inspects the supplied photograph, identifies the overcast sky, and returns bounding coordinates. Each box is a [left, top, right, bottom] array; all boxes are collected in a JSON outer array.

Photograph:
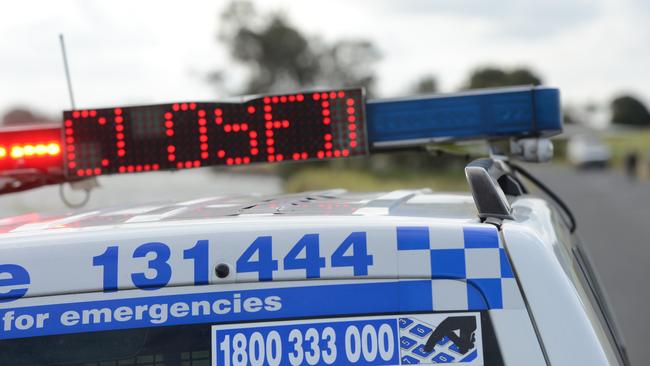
[[1, 0, 649, 120]]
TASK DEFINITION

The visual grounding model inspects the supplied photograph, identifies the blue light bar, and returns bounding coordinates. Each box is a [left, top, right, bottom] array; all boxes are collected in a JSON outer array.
[[366, 86, 562, 148]]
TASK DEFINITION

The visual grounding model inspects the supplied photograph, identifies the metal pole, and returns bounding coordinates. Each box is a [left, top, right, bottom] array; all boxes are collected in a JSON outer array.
[[59, 34, 76, 110]]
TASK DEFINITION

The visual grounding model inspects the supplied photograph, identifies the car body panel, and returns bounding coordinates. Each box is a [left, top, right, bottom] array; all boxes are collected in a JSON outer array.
[[0, 190, 621, 365]]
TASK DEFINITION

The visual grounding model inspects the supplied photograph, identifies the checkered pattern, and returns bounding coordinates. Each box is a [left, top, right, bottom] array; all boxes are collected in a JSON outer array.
[[398, 316, 480, 364], [396, 225, 523, 310]]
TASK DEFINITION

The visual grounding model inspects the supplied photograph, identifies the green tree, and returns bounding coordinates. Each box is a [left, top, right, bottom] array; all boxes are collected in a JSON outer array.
[[214, 0, 379, 96], [610, 95, 650, 127], [465, 67, 542, 89], [410, 75, 438, 95], [213, 1, 380, 177]]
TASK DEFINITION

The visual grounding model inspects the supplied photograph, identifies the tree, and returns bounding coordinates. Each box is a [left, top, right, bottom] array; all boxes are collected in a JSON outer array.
[[2, 107, 55, 126], [465, 67, 542, 89], [213, 0, 379, 96], [410, 75, 438, 95], [610, 95, 650, 127], [213, 1, 380, 177]]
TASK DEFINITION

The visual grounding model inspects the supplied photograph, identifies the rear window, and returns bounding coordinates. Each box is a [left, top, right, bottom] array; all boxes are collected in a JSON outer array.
[[1, 312, 506, 366]]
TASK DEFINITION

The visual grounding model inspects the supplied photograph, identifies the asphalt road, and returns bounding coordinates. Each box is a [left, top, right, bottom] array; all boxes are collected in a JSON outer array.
[[527, 164, 650, 366]]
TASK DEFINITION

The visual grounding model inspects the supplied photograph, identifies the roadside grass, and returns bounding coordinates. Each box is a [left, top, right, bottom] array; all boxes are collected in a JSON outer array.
[[284, 167, 468, 193], [605, 129, 650, 167]]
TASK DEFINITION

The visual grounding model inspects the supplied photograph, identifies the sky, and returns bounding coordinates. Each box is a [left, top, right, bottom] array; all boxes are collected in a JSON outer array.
[[1, 0, 649, 121]]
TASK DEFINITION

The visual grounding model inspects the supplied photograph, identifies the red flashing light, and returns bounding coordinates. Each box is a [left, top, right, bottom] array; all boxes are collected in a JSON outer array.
[[0, 125, 63, 173]]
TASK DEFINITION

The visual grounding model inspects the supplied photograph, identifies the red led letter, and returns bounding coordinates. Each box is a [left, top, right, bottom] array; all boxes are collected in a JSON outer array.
[[66, 109, 114, 177]]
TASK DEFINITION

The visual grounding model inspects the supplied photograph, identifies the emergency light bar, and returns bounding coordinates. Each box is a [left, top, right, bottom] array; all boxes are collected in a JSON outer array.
[[367, 86, 561, 147], [0, 86, 561, 192], [0, 124, 62, 173]]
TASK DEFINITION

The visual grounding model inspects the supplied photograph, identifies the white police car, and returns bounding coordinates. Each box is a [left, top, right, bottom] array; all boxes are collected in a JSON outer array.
[[0, 87, 628, 365]]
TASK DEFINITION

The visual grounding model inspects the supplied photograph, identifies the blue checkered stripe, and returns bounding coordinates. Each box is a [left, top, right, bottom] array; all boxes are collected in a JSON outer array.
[[396, 225, 523, 310]]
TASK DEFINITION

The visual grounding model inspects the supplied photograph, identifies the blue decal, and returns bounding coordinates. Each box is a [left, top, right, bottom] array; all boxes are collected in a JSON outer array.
[[283, 234, 326, 279], [468, 279, 502, 310], [500, 248, 514, 278], [0, 280, 431, 340], [409, 324, 432, 338], [395, 225, 517, 310], [131, 242, 172, 290], [398, 317, 413, 329], [412, 344, 434, 357], [0, 264, 30, 302], [237, 236, 279, 281], [432, 352, 455, 363], [331, 232, 374, 276], [396, 227, 429, 250], [92, 246, 119, 293], [430, 249, 466, 278], [463, 227, 498, 248], [400, 336, 417, 350], [401, 355, 420, 364], [183, 239, 210, 285], [460, 349, 478, 362]]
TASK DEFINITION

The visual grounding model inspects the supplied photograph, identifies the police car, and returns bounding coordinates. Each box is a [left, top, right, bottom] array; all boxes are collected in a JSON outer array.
[[0, 86, 628, 365]]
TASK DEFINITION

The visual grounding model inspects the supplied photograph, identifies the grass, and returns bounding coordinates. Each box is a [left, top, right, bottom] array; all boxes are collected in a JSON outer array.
[[605, 129, 650, 167], [284, 167, 468, 193]]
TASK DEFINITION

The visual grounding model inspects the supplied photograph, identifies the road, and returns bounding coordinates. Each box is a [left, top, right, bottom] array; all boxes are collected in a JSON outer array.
[[528, 164, 650, 366]]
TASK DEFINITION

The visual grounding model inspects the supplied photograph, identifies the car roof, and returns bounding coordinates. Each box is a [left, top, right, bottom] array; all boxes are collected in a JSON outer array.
[[0, 189, 480, 237]]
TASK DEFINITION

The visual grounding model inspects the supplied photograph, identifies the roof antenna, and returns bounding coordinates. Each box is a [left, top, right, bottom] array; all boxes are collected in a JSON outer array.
[[59, 34, 76, 110], [58, 34, 98, 208]]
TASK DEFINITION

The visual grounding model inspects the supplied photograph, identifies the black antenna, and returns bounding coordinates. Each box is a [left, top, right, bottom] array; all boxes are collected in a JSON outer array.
[[59, 34, 76, 110]]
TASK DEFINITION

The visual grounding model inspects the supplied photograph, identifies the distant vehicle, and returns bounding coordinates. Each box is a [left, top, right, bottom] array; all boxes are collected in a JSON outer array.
[[567, 134, 611, 169]]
